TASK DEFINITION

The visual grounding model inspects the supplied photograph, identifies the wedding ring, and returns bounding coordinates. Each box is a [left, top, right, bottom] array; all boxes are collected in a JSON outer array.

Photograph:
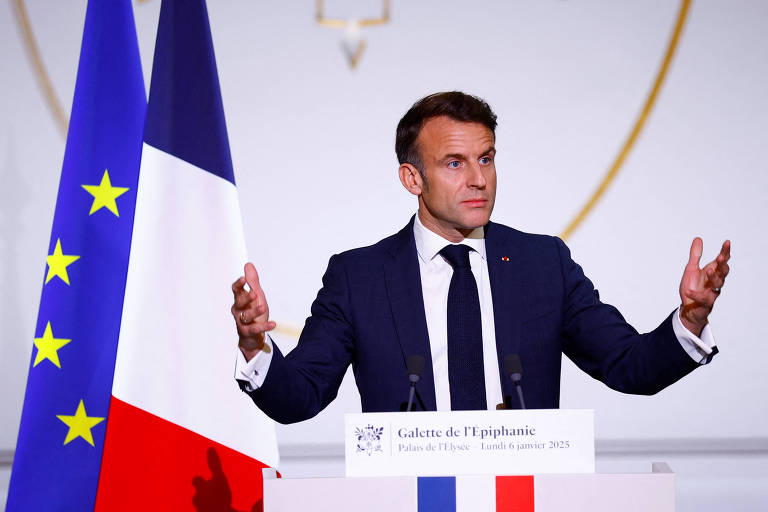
[[240, 312, 247, 324]]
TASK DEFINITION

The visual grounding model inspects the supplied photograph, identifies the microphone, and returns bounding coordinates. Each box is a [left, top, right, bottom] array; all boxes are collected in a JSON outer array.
[[406, 355, 425, 412], [503, 354, 526, 410]]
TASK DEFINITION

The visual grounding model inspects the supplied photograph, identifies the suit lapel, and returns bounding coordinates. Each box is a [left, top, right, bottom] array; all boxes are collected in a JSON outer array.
[[383, 218, 437, 411], [485, 222, 524, 400]]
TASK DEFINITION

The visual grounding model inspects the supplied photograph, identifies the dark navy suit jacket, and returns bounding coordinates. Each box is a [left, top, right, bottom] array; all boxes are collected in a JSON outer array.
[[245, 218, 700, 424]]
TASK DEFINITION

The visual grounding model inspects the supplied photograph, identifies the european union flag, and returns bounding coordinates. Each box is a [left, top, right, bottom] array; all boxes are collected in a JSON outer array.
[[7, 0, 145, 509]]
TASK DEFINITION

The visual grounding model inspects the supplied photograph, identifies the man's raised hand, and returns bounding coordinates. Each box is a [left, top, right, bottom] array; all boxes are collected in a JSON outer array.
[[231, 262, 276, 360], [679, 238, 731, 337]]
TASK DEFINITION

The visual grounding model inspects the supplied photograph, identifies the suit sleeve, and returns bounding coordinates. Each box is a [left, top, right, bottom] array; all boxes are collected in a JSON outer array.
[[244, 254, 356, 423], [556, 238, 700, 395]]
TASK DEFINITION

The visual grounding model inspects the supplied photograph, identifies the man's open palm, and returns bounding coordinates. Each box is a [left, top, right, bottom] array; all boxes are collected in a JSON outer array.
[[679, 238, 731, 336]]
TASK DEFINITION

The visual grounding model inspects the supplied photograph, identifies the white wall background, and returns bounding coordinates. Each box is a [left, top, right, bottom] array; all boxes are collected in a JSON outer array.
[[1, 1, 766, 510]]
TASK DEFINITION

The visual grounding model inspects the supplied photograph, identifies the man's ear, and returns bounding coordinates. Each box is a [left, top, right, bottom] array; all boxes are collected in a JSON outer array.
[[399, 163, 424, 196]]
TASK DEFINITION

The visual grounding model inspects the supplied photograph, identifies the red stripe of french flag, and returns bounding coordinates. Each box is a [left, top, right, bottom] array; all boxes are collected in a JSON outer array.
[[96, 398, 272, 511], [496, 475, 535, 512]]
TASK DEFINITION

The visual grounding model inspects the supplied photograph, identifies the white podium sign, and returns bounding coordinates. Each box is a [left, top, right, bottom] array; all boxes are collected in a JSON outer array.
[[345, 409, 594, 477]]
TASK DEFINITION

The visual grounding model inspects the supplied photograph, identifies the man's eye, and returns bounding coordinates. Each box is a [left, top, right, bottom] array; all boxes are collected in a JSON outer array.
[[448, 161, 461, 169], [479, 156, 492, 165]]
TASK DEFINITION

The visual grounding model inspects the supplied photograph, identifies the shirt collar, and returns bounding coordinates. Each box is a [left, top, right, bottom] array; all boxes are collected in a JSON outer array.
[[413, 213, 487, 264]]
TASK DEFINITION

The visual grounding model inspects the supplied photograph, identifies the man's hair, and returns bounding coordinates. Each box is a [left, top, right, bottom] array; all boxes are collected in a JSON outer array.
[[395, 91, 498, 178]]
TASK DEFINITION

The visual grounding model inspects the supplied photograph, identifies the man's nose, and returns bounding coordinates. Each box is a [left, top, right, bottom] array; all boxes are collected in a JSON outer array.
[[466, 161, 487, 188]]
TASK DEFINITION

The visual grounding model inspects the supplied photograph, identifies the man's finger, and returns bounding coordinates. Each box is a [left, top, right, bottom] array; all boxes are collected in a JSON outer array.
[[238, 309, 257, 326], [711, 257, 730, 278], [706, 267, 725, 289], [232, 276, 257, 310], [239, 319, 276, 335], [710, 241, 731, 278], [238, 297, 271, 322], [233, 287, 254, 309], [231, 276, 246, 294], [717, 240, 731, 263], [687, 237, 703, 268], [250, 320, 276, 332], [245, 320, 276, 332], [254, 301, 268, 315]]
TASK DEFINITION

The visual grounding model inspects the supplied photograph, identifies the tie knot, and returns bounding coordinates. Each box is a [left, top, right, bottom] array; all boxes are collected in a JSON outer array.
[[440, 244, 472, 269]]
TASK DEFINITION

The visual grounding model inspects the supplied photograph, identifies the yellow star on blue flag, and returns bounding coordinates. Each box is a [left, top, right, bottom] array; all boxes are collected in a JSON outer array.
[[82, 169, 129, 216], [56, 400, 105, 446], [45, 239, 80, 285], [33, 322, 71, 369]]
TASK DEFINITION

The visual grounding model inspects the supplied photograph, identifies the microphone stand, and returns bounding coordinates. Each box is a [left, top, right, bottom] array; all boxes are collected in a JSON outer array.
[[406, 382, 417, 412], [405, 355, 424, 412]]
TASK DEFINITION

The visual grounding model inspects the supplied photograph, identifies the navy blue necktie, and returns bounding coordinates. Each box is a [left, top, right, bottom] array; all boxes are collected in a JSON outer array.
[[440, 244, 487, 410]]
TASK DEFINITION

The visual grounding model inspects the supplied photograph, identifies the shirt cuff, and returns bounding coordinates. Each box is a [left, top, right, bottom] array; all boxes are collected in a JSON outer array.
[[672, 307, 717, 364], [234, 334, 274, 392]]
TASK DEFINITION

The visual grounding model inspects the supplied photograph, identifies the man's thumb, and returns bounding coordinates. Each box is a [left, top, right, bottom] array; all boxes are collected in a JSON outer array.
[[688, 237, 703, 267], [244, 262, 259, 290]]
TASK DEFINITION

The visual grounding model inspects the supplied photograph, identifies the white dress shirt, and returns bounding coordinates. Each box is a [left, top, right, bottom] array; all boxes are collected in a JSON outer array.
[[411, 214, 502, 410], [235, 215, 717, 406]]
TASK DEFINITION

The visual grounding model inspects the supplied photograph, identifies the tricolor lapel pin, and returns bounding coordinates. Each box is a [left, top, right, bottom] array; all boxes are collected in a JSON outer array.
[[501, 256, 510, 262]]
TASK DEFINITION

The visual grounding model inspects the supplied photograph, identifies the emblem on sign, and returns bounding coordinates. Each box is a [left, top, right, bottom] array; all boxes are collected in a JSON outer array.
[[354, 424, 384, 456]]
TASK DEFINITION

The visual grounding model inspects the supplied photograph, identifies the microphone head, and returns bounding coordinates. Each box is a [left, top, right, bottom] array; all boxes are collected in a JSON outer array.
[[503, 354, 523, 382], [406, 355, 425, 383]]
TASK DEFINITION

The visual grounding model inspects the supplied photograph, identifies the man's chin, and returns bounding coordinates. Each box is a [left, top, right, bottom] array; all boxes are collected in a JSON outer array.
[[461, 211, 492, 229]]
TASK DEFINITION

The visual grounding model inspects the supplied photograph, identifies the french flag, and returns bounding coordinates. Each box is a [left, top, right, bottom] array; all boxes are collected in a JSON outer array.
[[8, 0, 277, 510], [417, 476, 534, 512], [96, 1, 278, 509]]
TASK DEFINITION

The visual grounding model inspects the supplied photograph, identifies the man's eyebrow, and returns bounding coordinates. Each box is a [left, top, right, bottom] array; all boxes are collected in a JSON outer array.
[[439, 147, 496, 163], [440, 153, 466, 162]]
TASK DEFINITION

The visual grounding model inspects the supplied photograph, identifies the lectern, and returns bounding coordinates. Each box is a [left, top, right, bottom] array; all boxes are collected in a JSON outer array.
[[263, 410, 675, 511]]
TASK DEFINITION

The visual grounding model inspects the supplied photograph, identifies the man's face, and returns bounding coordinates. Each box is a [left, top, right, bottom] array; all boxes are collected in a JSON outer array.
[[409, 116, 497, 241]]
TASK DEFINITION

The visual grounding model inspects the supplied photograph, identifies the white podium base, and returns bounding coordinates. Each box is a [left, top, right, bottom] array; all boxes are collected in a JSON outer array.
[[263, 463, 674, 511]]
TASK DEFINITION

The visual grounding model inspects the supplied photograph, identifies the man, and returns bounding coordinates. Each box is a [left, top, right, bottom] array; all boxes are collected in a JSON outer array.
[[232, 92, 730, 423]]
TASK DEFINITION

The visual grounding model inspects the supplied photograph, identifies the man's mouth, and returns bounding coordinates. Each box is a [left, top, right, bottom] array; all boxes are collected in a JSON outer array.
[[462, 199, 488, 207]]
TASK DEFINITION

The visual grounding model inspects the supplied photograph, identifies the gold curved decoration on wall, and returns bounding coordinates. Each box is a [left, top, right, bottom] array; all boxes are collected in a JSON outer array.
[[316, 0, 391, 70], [558, 0, 691, 241], [272, 324, 304, 340], [315, 0, 390, 28], [12, 0, 69, 138]]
